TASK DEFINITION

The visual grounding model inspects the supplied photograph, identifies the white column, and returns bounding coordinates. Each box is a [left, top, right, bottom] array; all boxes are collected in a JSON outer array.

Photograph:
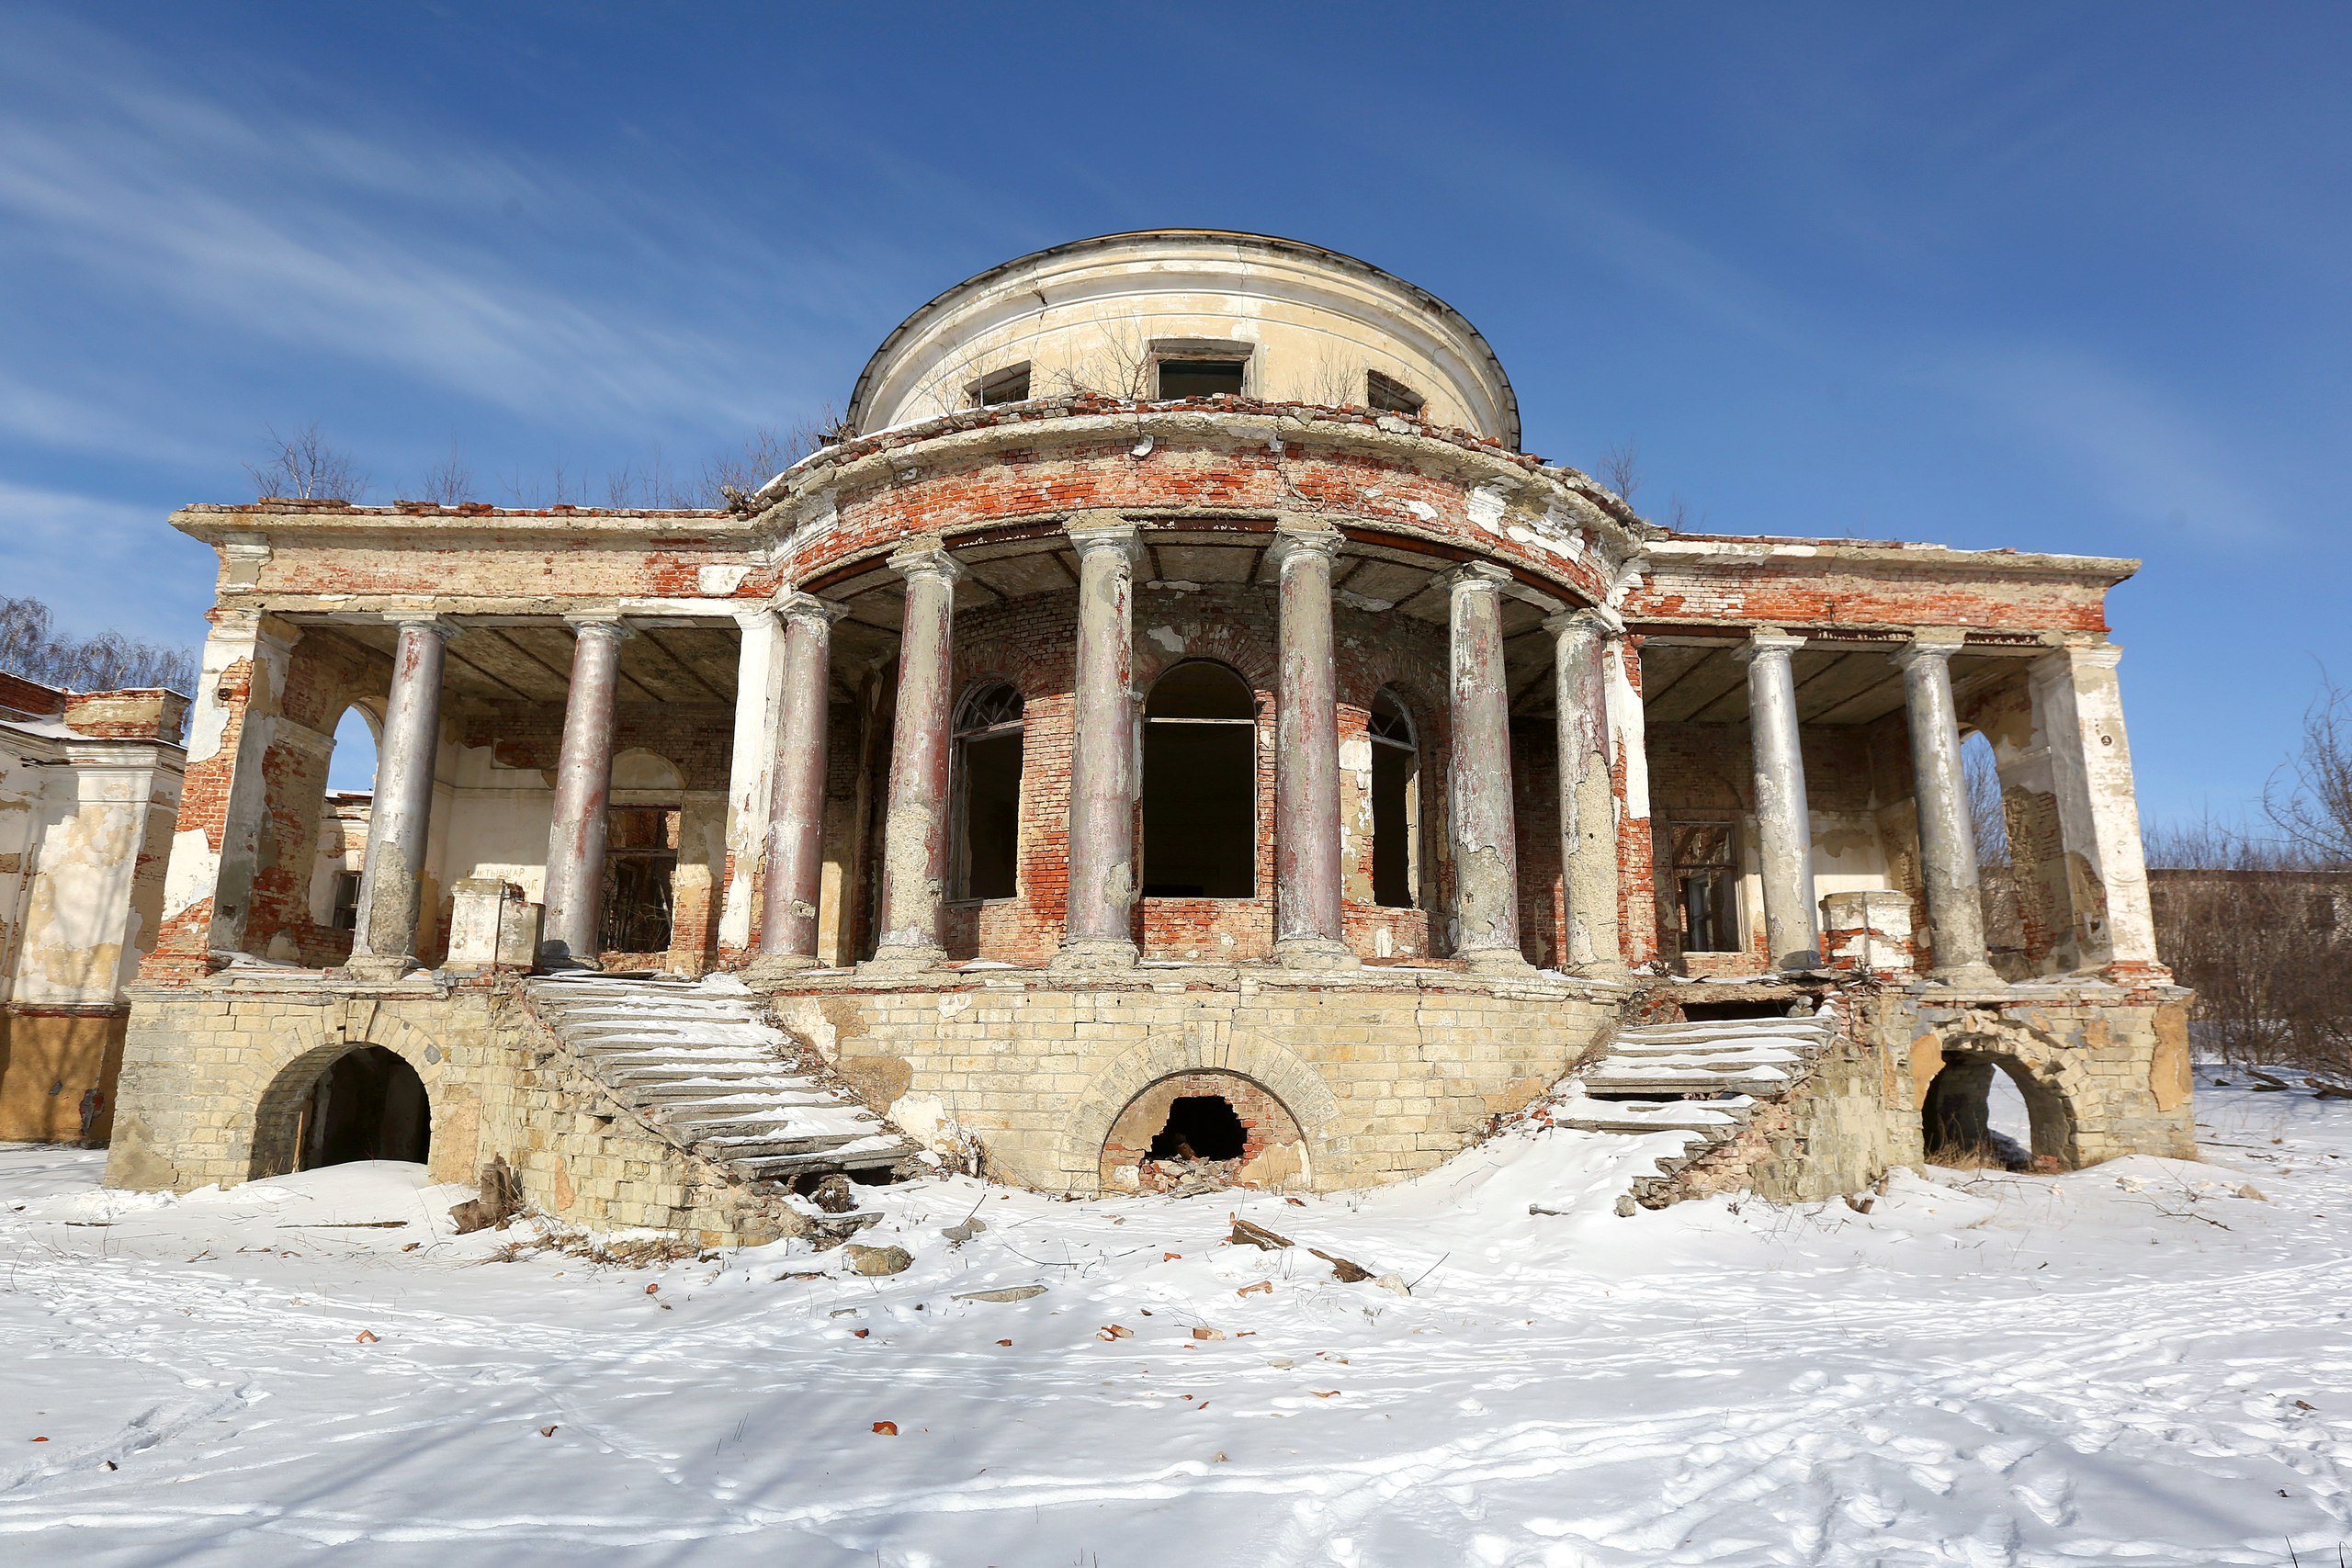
[[718, 604, 788, 953], [1895, 630, 1999, 986], [865, 544, 962, 970], [1444, 562, 1532, 974], [538, 616, 633, 968], [752, 592, 847, 976], [1546, 607, 1624, 976], [1271, 523, 1355, 968], [2030, 641, 2162, 976], [1056, 516, 1143, 970], [349, 616, 451, 979], [1738, 627, 1818, 970]]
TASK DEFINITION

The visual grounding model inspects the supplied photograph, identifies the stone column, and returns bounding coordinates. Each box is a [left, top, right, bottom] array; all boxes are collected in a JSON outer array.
[[751, 592, 846, 978], [718, 604, 787, 952], [1738, 627, 1818, 970], [1444, 562, 1532, 974], [537, 615, 633, 968], [1546, 607, 1624, 976], [1895, 631, 2000, 986], [865, 544, 962, 970], [1056, 516, 1143, 970], [1271, 523, 1356, 969], [2030, 641, 2163, 978], [349, 616, 452, 979], [1606, 633, 1659, 970]]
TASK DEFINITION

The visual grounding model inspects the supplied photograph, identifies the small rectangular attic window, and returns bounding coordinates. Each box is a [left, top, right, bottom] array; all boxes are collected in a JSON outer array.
[[1158, 358, 1247, 400], [1365, 370, 1424, 415], [975, 364, 1031, 406]]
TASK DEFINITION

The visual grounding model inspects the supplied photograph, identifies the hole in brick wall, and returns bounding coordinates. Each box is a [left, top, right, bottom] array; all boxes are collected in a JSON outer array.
[[1148, 1095, 1248, 1162], [295, 1045, 430, 1170]]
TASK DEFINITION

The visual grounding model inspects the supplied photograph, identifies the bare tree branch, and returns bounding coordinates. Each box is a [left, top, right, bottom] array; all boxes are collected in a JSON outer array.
[[2264, 670, 2352, 866], [415, 446, 473, 506], [1594, 440, 1642, 504], [246, 423, 368, 502], [0, 593, 197, 695]]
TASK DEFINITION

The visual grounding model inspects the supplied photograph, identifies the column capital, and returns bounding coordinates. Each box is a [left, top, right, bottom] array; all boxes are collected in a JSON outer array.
[[888, 541, 964, 584], [775, 591, 849, 628], [1736, 626, 1805, 664], [384, 613, 457, 640], [1436, 559, 1515, 596], [2064, 639, 2125, 672], [1267, 521, 1345, 570], [1543, 604, 1624, 640], [1892, 627, 1968, 671], [1064, 513, 1142, 562], [563, 612, 637, 642]]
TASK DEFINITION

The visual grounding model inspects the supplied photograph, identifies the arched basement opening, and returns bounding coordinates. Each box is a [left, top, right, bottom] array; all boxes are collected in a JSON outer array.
[[1921, 1048, 2074, 1171], [296, 1045, 431, 1171], [1099, 1069, 1307, 1194]]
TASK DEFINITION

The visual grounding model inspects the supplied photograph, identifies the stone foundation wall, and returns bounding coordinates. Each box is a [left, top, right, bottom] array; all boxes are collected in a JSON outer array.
[[765, 967, 1620, 1195], [1669, 982, 2199, 1205], [105, 979, 804, 1247]]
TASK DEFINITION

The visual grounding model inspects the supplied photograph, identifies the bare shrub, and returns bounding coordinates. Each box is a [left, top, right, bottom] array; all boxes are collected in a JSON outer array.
[[247, 423, 368, 502], [2145, 817, 2352, 1075], [2263, 671, 2352, 865], [415, 446, 473, 506], [1594, 440, 1642, 503]]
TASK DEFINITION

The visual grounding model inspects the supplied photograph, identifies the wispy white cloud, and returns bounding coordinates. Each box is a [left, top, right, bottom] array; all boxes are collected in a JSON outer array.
[[1928, 344, 2276, 543], [0, 479, 214, 643], [0, 11, 874, 438]]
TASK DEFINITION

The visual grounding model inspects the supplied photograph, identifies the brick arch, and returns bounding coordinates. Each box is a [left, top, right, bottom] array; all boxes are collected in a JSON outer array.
[[1910, 1011, 2084, 1169], [1063, 1029, 1340, 1190], [1098, 1069, 1309, 1192], [241, 1010, 455, 1181]]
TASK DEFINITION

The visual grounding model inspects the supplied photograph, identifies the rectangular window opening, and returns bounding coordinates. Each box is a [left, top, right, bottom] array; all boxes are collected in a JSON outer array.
[[330, 870, 361, 931], [1156, 358, 1247, 400], [1671, 822, 1740, 953], [975, 364, 1031, 407], [1365, 370, 1424, 416]]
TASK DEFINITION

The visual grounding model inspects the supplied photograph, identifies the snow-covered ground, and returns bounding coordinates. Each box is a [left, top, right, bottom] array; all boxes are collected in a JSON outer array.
[[2, 1070, 2346, 1567]]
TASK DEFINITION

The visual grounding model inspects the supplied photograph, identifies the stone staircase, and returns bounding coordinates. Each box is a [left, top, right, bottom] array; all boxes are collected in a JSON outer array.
[[521, 972, 919, 1190], [1552, 1011, 1835, 1210]]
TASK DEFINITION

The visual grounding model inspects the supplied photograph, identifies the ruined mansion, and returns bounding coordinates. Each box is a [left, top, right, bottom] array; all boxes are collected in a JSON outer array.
[[102, 231, 2193, 1239]]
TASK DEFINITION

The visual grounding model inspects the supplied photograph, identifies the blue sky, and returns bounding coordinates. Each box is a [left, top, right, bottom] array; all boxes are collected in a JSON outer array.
[[0, 2, 2343, 828]]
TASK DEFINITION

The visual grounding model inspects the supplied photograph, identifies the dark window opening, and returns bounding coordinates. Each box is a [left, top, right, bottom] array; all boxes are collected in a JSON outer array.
[[1365, 370, 1424, 416], [1672, 822, 1740, 953], [330, 871, 361, 931], [1157, 358, 1246, 400], [297, 1045, 429, 1170], [976, 364, 1031, 406], [1148, 1095, 1247, 1162], [1144, 660, 1256, 898], [1369, 689, 1418, 908], [600, 806, 678, 953], [952, 682, 1024, 900]]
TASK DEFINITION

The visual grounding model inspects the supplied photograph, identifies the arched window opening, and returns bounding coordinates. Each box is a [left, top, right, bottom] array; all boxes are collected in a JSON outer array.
[[1368, 689, 1419, 908], [295, 1045, 430, 1170], [314, 705, 379, 935], [1143, 660, 1256, 899], [1921, 1049, 2072, 1171], [951, 682, 1024, 900]]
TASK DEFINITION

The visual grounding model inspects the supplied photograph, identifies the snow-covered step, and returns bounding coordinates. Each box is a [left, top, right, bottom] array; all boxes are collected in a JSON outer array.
[[1554, 1097, 1756, 1134], [522, 973, 918, 1191]]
